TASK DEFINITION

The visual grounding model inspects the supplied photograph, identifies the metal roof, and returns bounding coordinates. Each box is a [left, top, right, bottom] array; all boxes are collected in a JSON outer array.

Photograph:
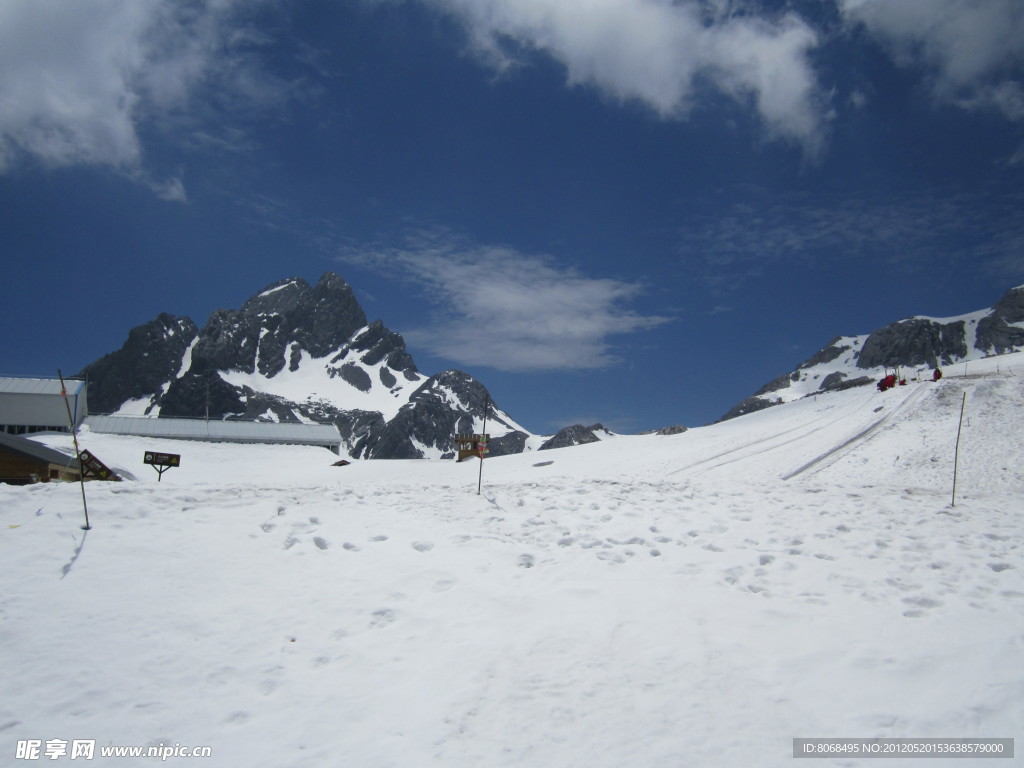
[[84, 415, 342, 448], [0, 431, 81, 468], [0, 377, 86, 396]]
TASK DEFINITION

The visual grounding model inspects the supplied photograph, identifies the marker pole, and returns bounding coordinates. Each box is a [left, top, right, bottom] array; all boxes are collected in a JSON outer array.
[[477, 394, 489, 496], [951, 391, 967, 507], [58, 369, 91, 530]]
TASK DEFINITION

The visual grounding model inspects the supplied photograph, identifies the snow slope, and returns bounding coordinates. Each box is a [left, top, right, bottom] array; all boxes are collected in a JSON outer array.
[[2, 356, 1021, 767]]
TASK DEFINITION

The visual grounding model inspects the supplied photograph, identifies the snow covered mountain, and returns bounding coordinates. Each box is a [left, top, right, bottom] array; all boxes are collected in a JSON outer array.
[[722, 284, 1024, 421], [78, 273, 530, 459]]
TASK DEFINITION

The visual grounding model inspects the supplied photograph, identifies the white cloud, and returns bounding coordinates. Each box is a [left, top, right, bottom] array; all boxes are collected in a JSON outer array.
[[417, 0, 827, 153], [338, 232, 668, 372], [841, 0, 1024, 120], [0, 0, 275, 194]]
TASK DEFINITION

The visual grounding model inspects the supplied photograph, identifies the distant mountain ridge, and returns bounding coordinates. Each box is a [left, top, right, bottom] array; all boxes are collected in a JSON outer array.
[[78, 272, 530, 459], [721, 284, 1024, 421]]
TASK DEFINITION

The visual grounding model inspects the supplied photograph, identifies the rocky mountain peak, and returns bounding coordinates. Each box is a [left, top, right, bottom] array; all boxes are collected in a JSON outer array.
[[77, 272, 529, 459]]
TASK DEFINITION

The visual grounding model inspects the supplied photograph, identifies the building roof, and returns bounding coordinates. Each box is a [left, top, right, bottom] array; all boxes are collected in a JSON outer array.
[[0, 431, 81, 469], [84, 415, 342, 449], [0, 376, 86, 396]]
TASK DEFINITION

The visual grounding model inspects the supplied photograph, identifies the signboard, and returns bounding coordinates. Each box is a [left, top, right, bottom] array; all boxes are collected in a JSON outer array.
[[78, 449, 120, 481], [143, 451, 181, 481], [454, 434, 490, 461], [144, 452, 180, 467]]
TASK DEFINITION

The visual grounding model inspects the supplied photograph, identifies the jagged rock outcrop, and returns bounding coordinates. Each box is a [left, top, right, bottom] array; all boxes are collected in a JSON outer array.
[[975, 285, 1024, 354], [539, 423, 611, 450], [856, 318, 967, 370], [360, 370, 529, 459], [79, 314, 199, 414]]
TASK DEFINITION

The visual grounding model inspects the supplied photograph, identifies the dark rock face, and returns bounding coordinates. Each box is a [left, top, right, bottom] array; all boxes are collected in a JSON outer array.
[[857, 318, 967, 369], [489, 431, 530, 456], [183, 273, 370, 379], [338, 363, 372, 393], [79, 314, 199, 414], [718, 395, 780, 422], [975, 286, 1024, 354], [345, 320, 418, 375], [798, 337, 850, 369], [361, 370, 521, 459], [819, 373, 874, 393], [539, 423, 609, 451], [651, 425, 688, 436], [158, 371, 246, 419], [754, 373, 795, 397]]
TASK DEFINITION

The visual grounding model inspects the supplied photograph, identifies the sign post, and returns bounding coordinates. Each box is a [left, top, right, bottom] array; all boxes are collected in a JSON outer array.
[[144, 451, 181, 482]]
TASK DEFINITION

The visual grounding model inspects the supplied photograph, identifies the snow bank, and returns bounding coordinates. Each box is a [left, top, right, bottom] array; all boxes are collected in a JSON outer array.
[[1, 360, 1021, 766]]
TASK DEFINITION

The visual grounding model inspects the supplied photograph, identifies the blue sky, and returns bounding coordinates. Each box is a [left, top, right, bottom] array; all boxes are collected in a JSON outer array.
[[2, 0, 1022, 434]]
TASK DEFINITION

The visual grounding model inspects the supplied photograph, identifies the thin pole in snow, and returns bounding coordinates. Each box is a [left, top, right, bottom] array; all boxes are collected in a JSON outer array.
[[58, 369, 91, 530], [477, 394, 489, 496], [951, 391, 967, 507]]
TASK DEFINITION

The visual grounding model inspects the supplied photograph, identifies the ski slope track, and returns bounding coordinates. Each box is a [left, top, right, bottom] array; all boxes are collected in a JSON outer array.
[[1, 355, 1022, 767], [780, 383, 934, 481]]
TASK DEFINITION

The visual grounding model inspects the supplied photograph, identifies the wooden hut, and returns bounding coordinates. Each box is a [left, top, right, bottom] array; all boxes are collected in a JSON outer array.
[[0, 432, 81, 485]]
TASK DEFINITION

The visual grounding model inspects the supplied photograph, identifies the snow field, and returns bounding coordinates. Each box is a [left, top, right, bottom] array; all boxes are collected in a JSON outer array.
[[1, 359, 1022, 766]]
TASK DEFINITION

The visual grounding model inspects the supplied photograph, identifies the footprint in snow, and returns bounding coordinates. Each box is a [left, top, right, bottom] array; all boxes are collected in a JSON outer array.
[[412, 541, 434, 552]]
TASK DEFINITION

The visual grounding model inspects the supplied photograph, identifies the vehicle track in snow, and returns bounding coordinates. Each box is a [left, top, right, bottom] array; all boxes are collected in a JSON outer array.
[[666, 388, 880, 478], [779, 382, 935, 481], [665, 383, 937, 482]]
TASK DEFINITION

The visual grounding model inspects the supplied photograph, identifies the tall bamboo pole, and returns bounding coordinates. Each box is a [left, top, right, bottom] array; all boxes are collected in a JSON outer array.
[[951, 391, 967, 507]]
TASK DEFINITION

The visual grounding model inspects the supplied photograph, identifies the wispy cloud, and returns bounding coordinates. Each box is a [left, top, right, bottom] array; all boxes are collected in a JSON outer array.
[[0, 0, 284, 196], [414, 0, 828, 155], [337, 230, 669, 372], [677, 187, 1024, 296], [840, 0, 1024, 121]]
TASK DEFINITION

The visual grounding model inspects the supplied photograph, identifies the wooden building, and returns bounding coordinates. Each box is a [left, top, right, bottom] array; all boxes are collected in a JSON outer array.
[[0, 432, 81, 484]]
